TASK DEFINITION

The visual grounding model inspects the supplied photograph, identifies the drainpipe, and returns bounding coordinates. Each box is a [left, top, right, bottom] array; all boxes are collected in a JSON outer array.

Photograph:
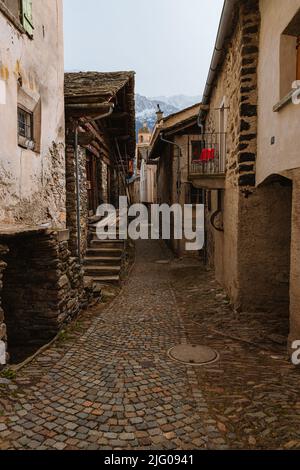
[[73, 104, 114, 264], [197, 0, 237, 127]]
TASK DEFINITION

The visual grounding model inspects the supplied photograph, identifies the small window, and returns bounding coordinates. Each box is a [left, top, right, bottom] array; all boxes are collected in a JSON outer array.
[[18, 106, 33, 142], [280, 8, 300, 98], [0, 0, 33, 36]]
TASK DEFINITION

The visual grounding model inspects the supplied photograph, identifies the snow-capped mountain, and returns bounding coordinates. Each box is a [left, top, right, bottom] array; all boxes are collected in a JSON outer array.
[[135, 94, 178, 134], [135, 93, 201, 140], [151, 94, 201, 110]]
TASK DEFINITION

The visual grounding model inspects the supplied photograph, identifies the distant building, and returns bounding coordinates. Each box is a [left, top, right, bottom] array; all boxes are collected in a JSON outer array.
[[136, 122, 157, 205]]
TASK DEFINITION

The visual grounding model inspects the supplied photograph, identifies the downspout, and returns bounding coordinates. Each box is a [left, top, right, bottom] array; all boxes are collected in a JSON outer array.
[[197, 0, 237, 127], [74, 104, 114, 264]]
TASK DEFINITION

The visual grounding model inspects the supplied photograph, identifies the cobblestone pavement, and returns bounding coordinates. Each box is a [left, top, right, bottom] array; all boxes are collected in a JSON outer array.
[[1, 239, 300, 450]]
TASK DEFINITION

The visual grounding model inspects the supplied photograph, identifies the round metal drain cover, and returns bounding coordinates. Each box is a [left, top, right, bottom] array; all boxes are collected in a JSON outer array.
[[168, 344, 219, 366]]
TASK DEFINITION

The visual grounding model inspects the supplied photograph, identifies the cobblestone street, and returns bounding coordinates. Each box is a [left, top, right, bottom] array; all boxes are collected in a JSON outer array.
[[1, 240, 300, 450]]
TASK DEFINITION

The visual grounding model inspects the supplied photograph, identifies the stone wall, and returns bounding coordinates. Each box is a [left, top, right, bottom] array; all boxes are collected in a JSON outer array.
[[0, 230, 87, 364], [204, 0, 261, 308], [66, 144, 88, 258]]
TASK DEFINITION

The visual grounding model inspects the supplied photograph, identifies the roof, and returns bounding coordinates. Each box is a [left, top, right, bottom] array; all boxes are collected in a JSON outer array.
[[201, 0, 238, 106], [64, 71, 136, 161], [65, 71, 135, 102], [162, 102, 202, 125], [148, 102, 203, 158]]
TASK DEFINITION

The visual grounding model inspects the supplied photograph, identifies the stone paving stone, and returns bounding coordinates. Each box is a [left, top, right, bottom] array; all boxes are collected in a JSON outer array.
[[1, 239, 300, 450]]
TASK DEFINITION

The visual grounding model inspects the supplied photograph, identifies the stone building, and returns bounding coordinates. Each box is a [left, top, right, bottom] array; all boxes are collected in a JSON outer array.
[[0, 1, 85, 365], [149, 103, 204, 256], [136, 123, 157, 205], [64, 72, 136, 284], [193, 0, 300, 349]]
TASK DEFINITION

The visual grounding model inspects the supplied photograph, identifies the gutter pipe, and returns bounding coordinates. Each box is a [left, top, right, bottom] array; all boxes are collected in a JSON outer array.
[[197, 0, 237, 127]]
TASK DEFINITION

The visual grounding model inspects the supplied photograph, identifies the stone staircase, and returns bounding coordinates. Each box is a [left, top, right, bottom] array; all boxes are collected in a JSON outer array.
[[83, 215, 125, 286]]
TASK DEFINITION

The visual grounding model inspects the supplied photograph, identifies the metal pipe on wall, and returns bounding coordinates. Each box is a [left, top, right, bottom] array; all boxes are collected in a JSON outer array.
[[197, 0, 237, 127]]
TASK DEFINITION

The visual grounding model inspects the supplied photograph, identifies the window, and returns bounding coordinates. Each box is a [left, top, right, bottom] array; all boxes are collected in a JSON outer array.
[[280, 9, 300, 98], [18, 106, 33, 145], [0, 0, 33, 36]]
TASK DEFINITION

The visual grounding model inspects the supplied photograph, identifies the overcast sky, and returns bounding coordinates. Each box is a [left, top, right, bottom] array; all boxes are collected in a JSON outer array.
[[63, 0, 224, 97]]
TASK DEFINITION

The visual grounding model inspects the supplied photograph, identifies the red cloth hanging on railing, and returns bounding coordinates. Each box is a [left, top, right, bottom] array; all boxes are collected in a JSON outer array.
[[200, 148, 215, 162]]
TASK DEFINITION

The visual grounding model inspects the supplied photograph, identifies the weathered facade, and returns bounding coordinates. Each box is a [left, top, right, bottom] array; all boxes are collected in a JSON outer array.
[[0, 1, 86, 365], [193, 0, 300, 349], [0, 0, 65, 226]]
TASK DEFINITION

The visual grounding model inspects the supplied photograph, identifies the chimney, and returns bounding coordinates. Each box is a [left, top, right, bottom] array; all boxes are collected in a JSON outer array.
[[156, 104, 164, 123]]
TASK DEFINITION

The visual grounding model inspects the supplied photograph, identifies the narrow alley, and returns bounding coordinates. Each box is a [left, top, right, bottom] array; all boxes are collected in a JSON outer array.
[[0, 240, 300, 451]]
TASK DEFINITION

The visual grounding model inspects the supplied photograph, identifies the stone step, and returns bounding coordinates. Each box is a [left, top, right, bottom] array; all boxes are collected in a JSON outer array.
[[90, 240, 125, 249], [86, 247, 123, 257], [90, 230, 126, 236], [86, 275, 120, 285], [84, 256, 122, 266], [85, 265, 121, 276]]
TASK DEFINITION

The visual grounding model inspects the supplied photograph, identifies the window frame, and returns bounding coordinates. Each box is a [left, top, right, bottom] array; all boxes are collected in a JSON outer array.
[[17, 105, 34, 148], [0, 0, 33, 38]]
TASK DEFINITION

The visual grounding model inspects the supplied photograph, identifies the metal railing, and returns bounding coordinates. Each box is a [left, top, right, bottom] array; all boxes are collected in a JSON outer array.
[[188, 133, 226, 177]]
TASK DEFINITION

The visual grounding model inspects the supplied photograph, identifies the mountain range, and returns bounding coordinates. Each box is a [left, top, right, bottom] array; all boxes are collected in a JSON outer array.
[[135, 94, 201, 139]]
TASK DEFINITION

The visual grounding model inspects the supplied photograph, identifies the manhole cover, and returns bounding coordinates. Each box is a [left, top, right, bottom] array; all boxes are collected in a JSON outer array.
[[168, 344, 219, 366]]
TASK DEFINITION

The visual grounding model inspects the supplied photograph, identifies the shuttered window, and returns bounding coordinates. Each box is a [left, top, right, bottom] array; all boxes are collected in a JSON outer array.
[[21, 0, 33, 36]]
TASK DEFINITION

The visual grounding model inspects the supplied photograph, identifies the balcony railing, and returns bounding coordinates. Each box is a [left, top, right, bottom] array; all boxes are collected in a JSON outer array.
[[188, 133, 226, 177]]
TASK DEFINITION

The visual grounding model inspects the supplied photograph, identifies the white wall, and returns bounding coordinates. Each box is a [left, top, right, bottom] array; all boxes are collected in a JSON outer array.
[[257, 0, 300, 185]]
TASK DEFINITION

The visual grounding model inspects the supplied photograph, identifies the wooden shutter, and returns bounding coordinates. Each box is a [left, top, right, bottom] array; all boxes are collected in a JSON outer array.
[[297, 37, 300, 80], [21, 0, 33, 36]]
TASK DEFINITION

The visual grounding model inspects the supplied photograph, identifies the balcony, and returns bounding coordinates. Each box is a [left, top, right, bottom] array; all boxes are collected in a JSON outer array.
[[188, 133, 226, 189]]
